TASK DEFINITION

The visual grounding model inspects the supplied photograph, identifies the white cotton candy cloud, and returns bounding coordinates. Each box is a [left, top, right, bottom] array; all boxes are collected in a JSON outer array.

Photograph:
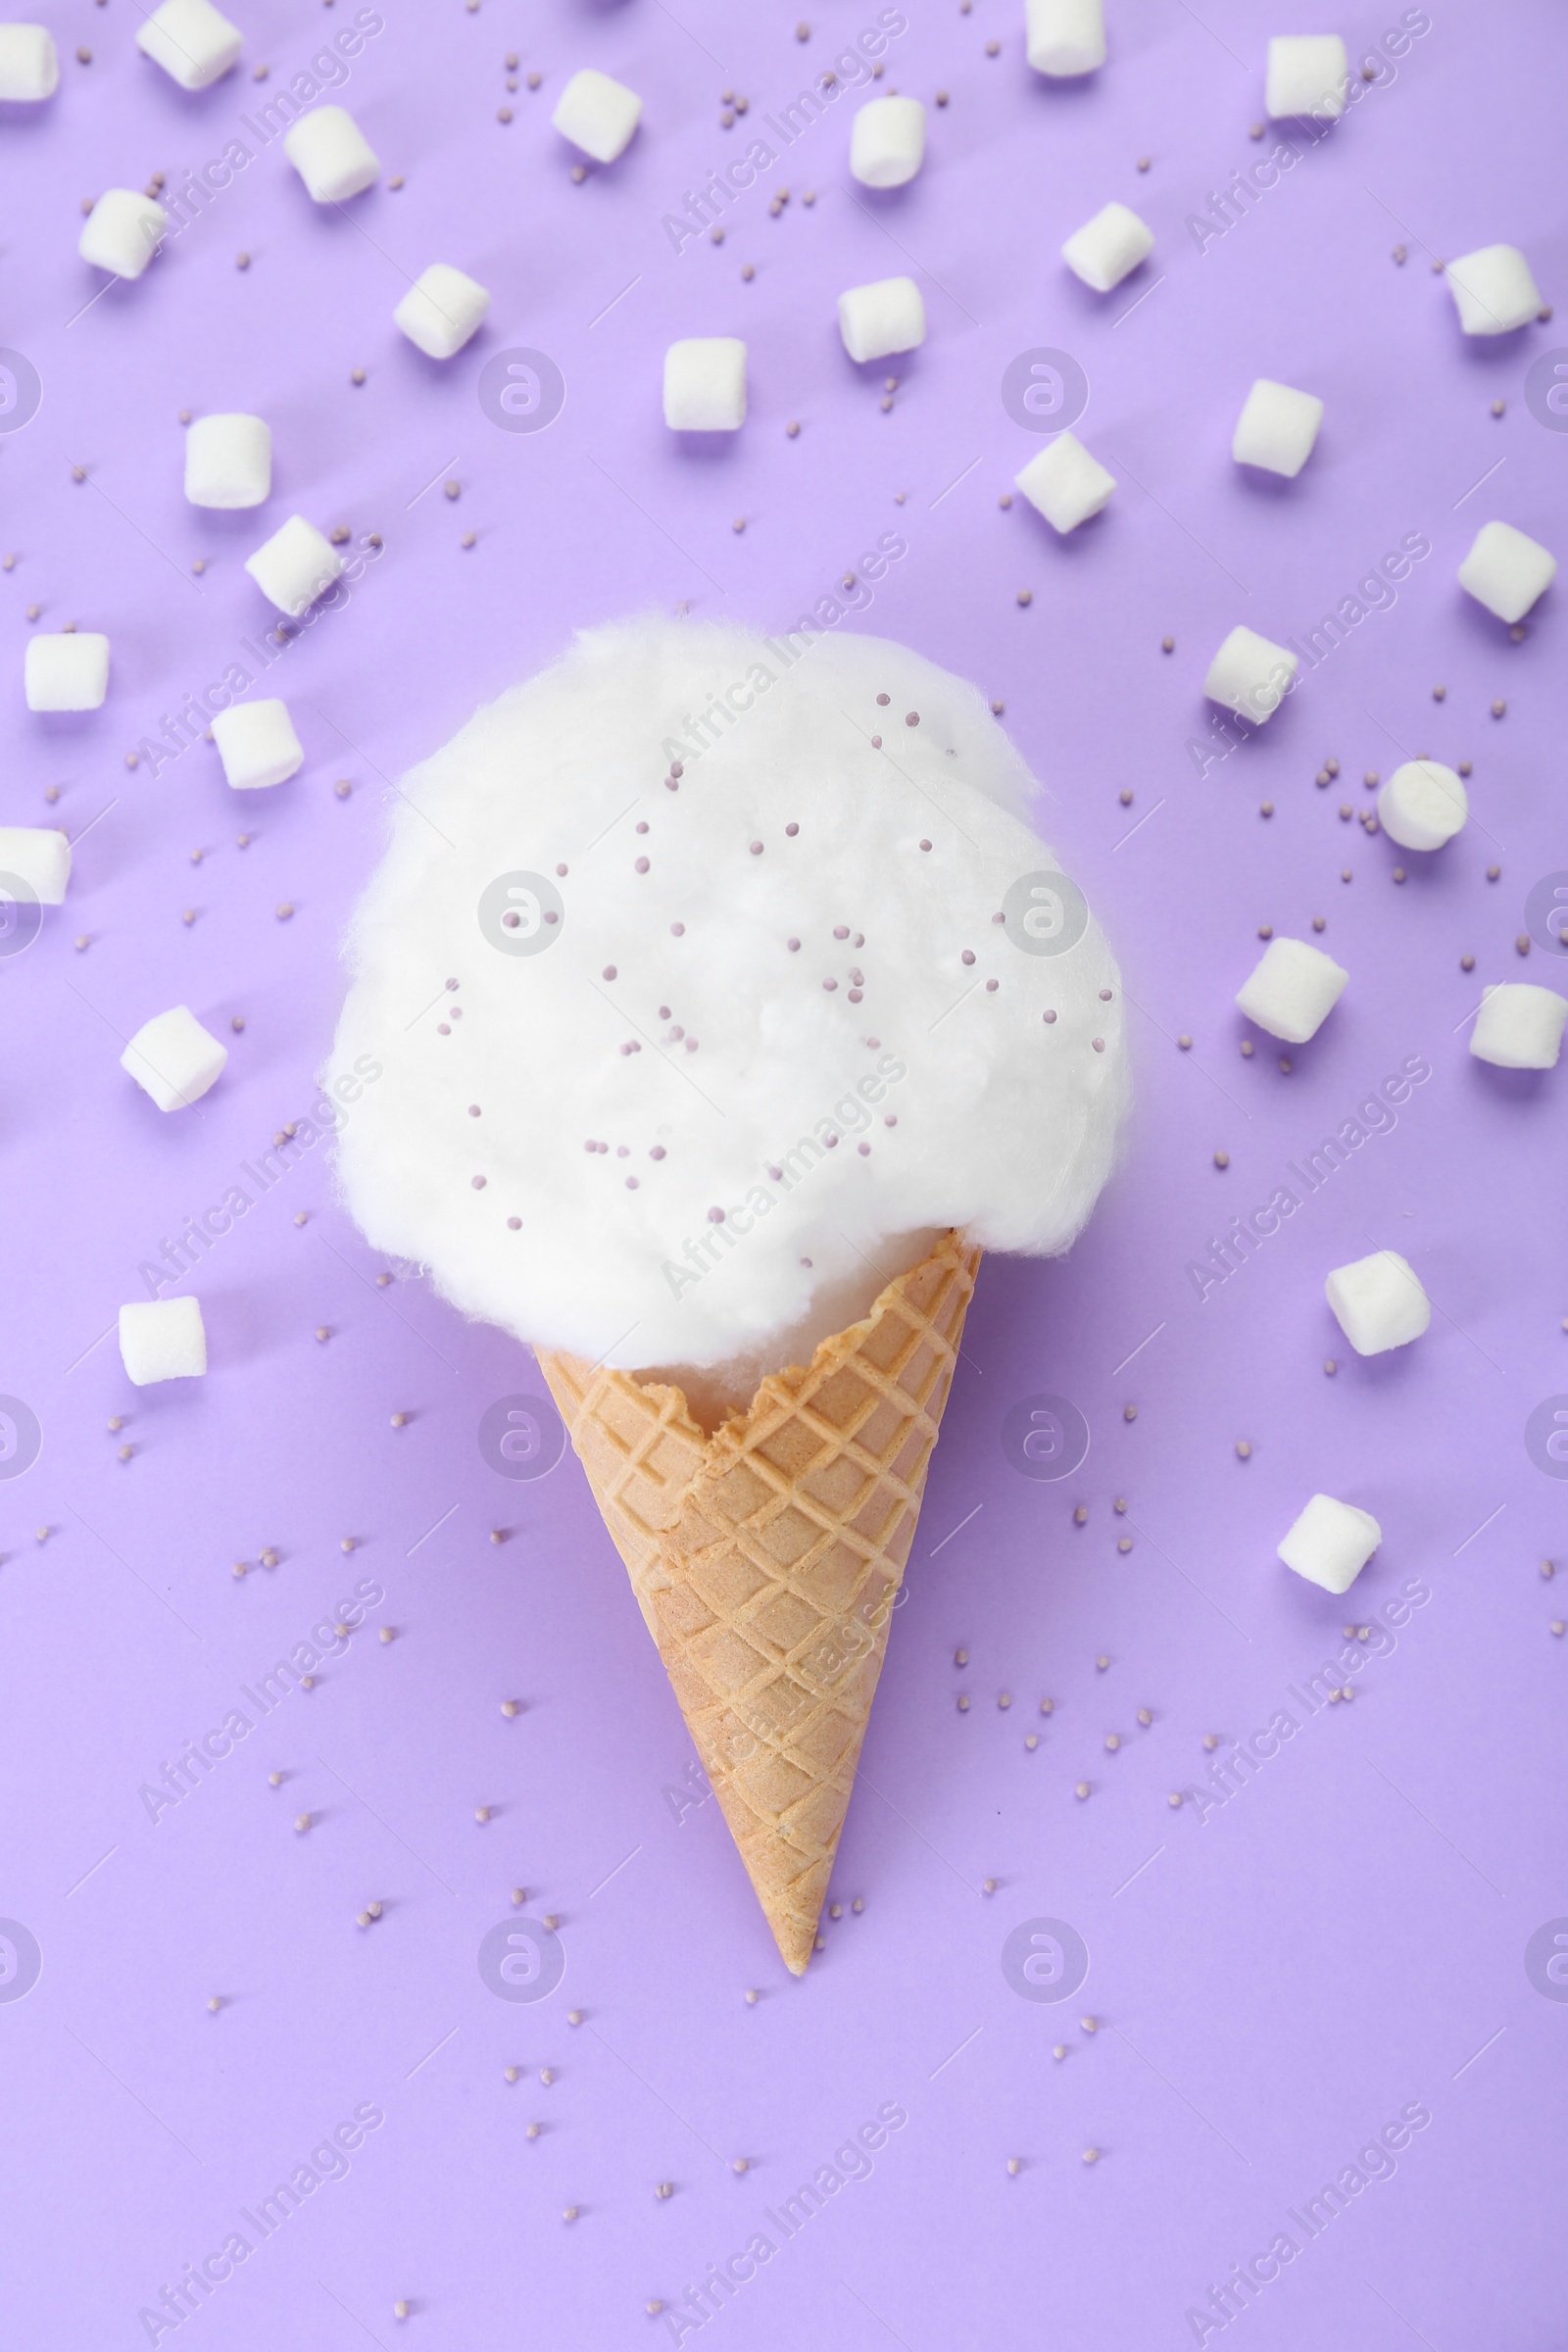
[[325, 616, 1127, 1403]]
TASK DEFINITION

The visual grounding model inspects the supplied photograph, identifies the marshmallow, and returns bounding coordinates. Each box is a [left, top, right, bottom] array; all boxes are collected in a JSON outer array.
[[122, 1004, 228, 1111], [78, 189, 168, 280], [1232, 377, 1323, 477], [244, 514, 343, 616], [1061, 200, 1153, 294], [1014, 431, 1115, 533], [0, 23, 58, 99], [663, 337, 748, 431], [1457, 519, 1557, 624], [211, 698, 304, 791], [1202, 625, 1298, 724], [850, 95, 926, 188], [1264, 34, 1348, 120], [135, 0, 241, 90], [838, 275, 926, 365], [24, 633, 109, 712], [1326, 1250, 1430, 1355], [284, 105, 379, 203], [1446, 244, 1544, 337], [1236, 936, 1348, 1044], [184, 413, 271, 510], [1469, 983, 1568, 1070], [120, 1297, 208, 1386], [1278, 1493, 1382, 1594], [394, 264, 491, 361], [1377, 760, 1467, 851], [1026, 0, 1105, 74], [551, 67, 642, 164], [0, 826, 69, 903]]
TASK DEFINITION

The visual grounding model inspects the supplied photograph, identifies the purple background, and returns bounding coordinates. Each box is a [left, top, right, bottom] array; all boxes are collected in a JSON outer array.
[[2, 2, 1565, 2346]]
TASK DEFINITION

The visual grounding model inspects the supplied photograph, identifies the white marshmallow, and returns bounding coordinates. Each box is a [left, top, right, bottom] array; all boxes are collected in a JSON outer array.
[[135, 0, 241, 90], [1013, 431, 1115, 533], [1377, 760, 1467, 851], [0, 826, 70, 903], [850, 95, 926, 188], [1456, 519, 1556, 624], [184, 413, 271, 510], [24, 633, 109, 712], [211, 698, 304, 791], [1278, 1493, 1382, 1594], [551, 67, 642, 164], [1232, 377, 1323, 477], [284, 105, 379, 203], [122, 1005, 228, 1111], [244, 515, 343, 616], [78, 189, 168, 280], [1326, 1250, 1430, 1355], [837, 275, 926, 364], [394, 264, 491, 361], [1202, 624, 1298, 723], [1264, 34, 1348, 120], [1061, 200, 1153, 294], [1446, 244, 1543, 337], [663, 337, 748, 431], [1469, 983, 1568, 1070], [1026, 0, 1105, 74], [120, 1297, 208, 1386], [0, 24, 58, 99], [1236, 936, 1348, 1044]]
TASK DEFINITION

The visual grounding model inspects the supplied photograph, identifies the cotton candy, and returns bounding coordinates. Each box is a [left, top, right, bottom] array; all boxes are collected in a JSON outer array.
[[326, 618, 1127, 1400]]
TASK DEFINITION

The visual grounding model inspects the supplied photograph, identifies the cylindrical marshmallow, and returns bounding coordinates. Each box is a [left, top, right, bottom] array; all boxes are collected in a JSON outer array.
[[1377, 761, 1467, 852], [1446, 245, 1544, 337], [122, 1006, 228, 1111], [244, 515, 343, 616], [0, 23, 58, 99], [79, 190, 169, 280], [850, 96, 926, 188], [25, 633, 110, 712], [663, 338, 748, 431], [552, 67, 642, 164], [1202, 625, 1298, 723], [1265, 34, 1348, 120], [1232, 378, 1323, 477], [837, 276, 925, 364], [1061, 201, 1153, 294], [1026, 0, 1104, 75], [211, 699, 304, 791], [1457, 520, 1556, 624], [1469, 984, 1568, 1070], [135, 0, 241, 90], [184, 414, 271, 510], [284, 105, 379, 203], [0, 826, 70, 903], [1236, 937, 1348, 1044], [120, 1297, 207, 1385], [394, 265, 491, 361], [1277, 1494, 1382, 1593], [1325, 1250, 1431, 1356], [1013, 432, 1115, 533]]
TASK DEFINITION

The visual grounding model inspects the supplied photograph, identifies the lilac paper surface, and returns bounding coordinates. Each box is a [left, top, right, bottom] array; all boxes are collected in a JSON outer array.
[[2, 4, 1565, 2347]]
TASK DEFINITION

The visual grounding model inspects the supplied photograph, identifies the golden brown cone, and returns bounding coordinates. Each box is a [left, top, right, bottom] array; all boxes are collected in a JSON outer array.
[[536, 1231, 981, 1975]]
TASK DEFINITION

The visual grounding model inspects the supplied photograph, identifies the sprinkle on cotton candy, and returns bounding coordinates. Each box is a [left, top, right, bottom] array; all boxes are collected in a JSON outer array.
[[325, 617, 1127, 1400]]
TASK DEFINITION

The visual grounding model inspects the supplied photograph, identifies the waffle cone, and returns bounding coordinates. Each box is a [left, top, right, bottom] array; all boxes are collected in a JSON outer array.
[[536, 1230, 981, 1974]]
